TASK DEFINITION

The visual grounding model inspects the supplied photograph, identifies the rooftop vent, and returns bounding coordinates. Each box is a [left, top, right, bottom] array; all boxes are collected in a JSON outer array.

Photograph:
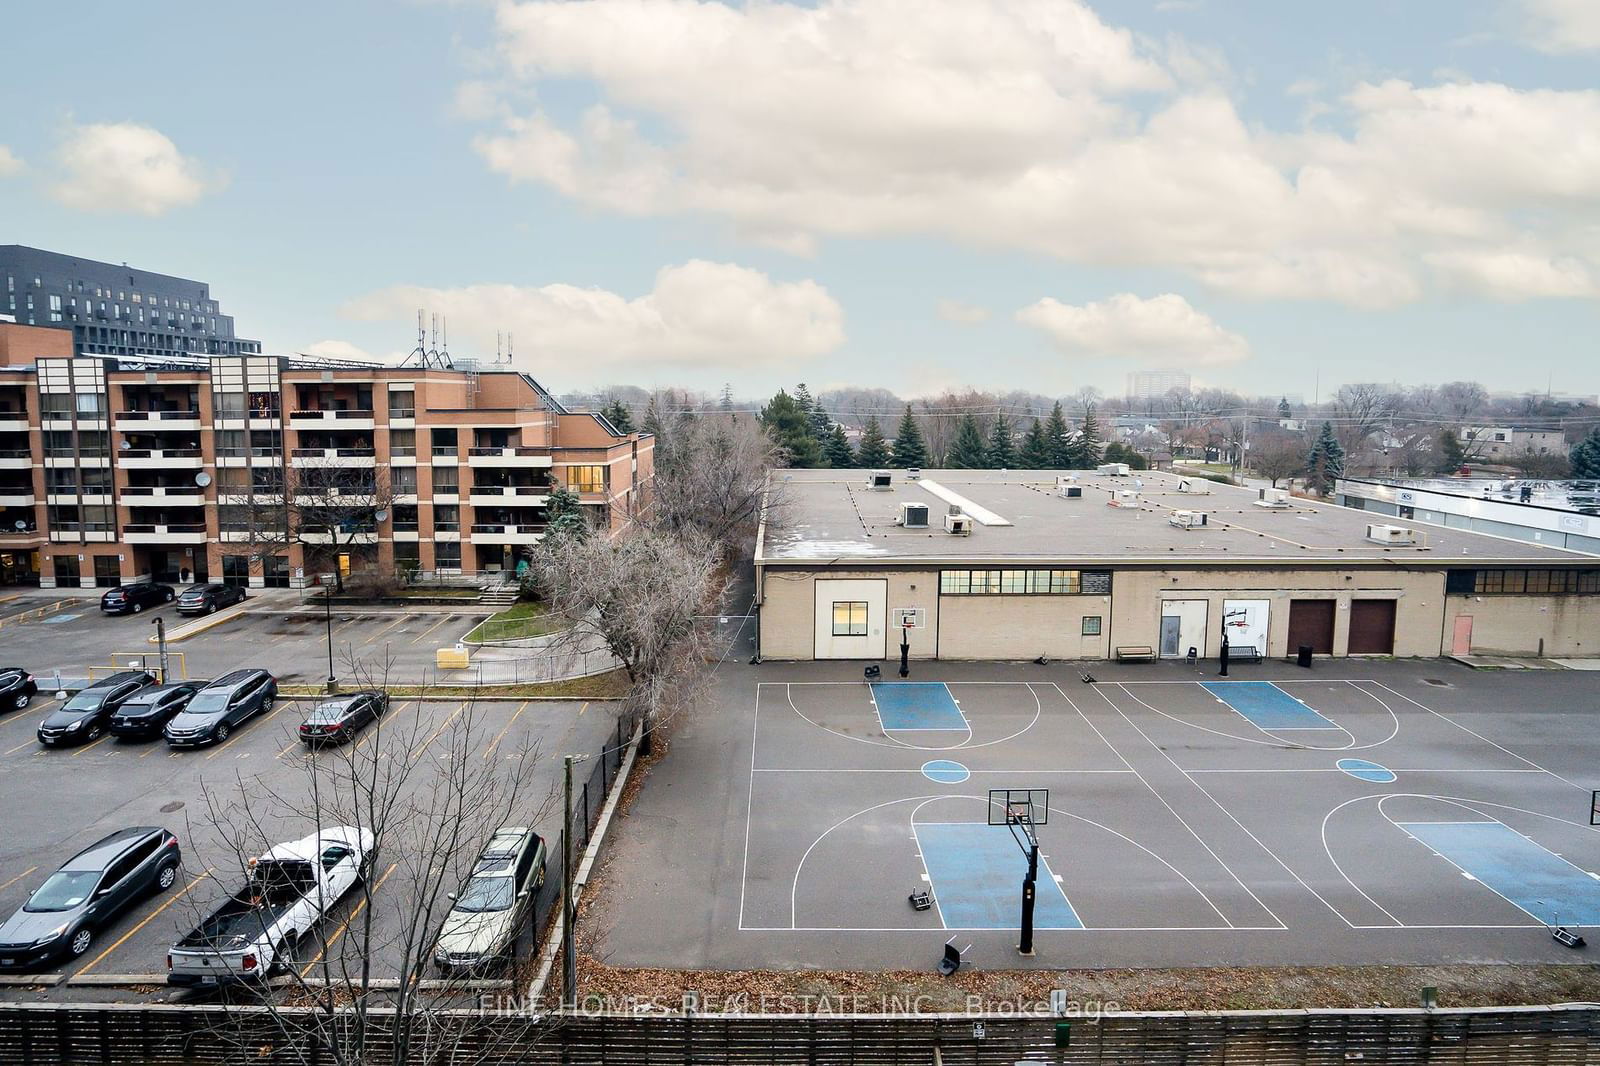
[[944, 512, 973, 536], [1097, 463, 1131, 477], [1366, 523, 1420, 546], [1107, 490, 1140, 508], [1254, 487, 1291, 509], [869, 470, 892, 491], [897, 502, 930, 528], [1176, 478, 1211, 494], [905, 468, 922, 480], [1058, 485, 1083, 499], [1169, 509, 1208, 529]]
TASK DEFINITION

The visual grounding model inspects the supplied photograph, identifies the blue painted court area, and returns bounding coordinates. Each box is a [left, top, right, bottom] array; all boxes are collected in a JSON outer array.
[[913, 822, 1082, 929], [871, 683, 967, 731], [1202, 681, 1337, 730], [1400, 821, 1600, 926], [921, 760, 970, 783], [1337, 758, 1397, 783]]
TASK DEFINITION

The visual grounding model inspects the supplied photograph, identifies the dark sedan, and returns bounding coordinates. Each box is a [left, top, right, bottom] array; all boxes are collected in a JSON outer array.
[[37, 672, 155, 746], [0, 827, 181, 971], [99, 583, 175, 615], [0, 667, 37, 713], [109, 682, 204, 739], [175, 583, 246, 616], [298, 690, 388, 746]]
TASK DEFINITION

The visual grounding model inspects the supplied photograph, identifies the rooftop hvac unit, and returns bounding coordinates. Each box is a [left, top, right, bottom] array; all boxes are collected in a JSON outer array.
[[906, 468, 922, 480], [1097, 463, 1131, 477], [944, 512, 973, 536], [1169, 509, 1208, 529], [1107, 490, 1140, 508], [1366, 523, 1419, 546], [869, 470, 893, 490], [1176, 478, 1211, 494], [897, 502, 930, 528], [1058, 485, 1083, 499], [1254, 487, 1291, 509]]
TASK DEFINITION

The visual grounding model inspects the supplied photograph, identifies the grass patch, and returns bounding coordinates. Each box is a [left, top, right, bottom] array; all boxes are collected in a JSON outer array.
[[278, 669, 630, 700], [394, 586, 481, 599], [464, 600, 567, 642]]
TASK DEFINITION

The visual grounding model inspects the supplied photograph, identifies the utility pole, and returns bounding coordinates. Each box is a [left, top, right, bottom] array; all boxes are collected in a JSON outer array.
[[562, 754, 577, 1009], [151, 616, 170, 683], [324, 578, 336, 691]]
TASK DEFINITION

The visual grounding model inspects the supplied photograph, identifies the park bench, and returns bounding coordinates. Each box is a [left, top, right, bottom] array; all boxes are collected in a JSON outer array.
[[1114, 646, 1156, 663]]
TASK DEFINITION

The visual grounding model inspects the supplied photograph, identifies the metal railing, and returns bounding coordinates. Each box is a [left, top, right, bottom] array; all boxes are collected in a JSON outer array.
[[468, 445, 545, 457], [114, 409, 200, 420], [470, 523, 547, 534], [290, 408, 376, 419], [119, 448, 202, 459], [470, 485, 550, 496], [122, 523, 208, 534]]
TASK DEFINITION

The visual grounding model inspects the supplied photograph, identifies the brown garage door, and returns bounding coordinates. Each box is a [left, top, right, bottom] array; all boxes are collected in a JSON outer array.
[[1287, 599, 1335, 654], [1349, 599, 1397, 654]]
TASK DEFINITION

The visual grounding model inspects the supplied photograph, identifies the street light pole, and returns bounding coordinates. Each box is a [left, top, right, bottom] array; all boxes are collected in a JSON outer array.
[[562, 754, 577, 1008], [325, 579, 335, 691], [151, 616, 169, 683]]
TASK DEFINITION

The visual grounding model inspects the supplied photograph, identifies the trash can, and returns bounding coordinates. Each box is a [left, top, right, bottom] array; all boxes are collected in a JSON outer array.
[[1297, 644, 1314, 668]]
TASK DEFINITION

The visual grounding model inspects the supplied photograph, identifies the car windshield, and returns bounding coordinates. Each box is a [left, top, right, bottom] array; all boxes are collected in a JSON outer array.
[[25, 870, 100, 912], [63, 692, 107, 712], [307, 701, 355, 723], [119, 694, 157, 710], [455, 875, 515, 913], [183, 692, 231, 716]]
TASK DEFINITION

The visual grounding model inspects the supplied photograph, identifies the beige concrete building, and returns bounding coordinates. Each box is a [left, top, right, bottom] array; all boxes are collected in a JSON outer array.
[[0, 321, 652, 589], [755, 469, 1600, 661]]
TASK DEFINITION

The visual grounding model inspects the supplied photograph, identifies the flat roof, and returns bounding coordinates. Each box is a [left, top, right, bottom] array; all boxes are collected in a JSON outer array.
[[759, 469, 1591, 567]]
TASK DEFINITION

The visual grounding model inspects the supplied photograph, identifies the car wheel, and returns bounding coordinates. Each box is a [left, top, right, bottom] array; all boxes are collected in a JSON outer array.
[[165, 590, 175, 602], [13, 692, 30, 710], [214, 723, 231, 744], [85, 724, 102, 741], [156, 863, 177, 891], [261, 696, 274, 713], [205, 603, 216, 614], [132, 602, 143, 614], [69, 928, 92, 957]]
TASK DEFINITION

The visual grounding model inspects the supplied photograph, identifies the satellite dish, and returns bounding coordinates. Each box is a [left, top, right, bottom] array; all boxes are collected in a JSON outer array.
[[119, 439, 131, 450], [374, 508, 390, 523], [194, 472, 212, 487], [12, 520, 24, 531]]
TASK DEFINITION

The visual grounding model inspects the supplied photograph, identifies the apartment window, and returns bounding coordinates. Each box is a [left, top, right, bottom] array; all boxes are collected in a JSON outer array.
[[45, 469, 77, 494], [216, 467, 249, 494], [78, 432, 110, 457], [42, 430, 74, 456], [252, 467, 284, 494], [80, 468, 110, 493], [431, 466, 458, 494], [250, 429, 282, 454], [48, 294, 61, 311], [392, 467, 417, 495], [1472, 569, 1600, 595], [431, 428, 457, 456], [568, 464, 606, 493], [392, 505, 419, 531], [131, 292, 140, 303], [82, 503, 114, 531], [75, 392, 106, 416], [388, 390, 415, 418], [216, 429, 246, 457], [217, 505, 251, 533], [390, 429, 416, 456], [1082, 616, 1103, 636], [216, 392, 246, 417], [433, 504, 459, 532], [434, 541, 462, 569], [830, 601, 868, 637]]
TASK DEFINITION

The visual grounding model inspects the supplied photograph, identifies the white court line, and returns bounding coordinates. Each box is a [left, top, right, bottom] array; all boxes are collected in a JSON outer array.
[[1114, 680, 1398, 753], [1110, 679, 1384, 685], [780, 681, 1038, 752], [1367, 681, 1594, 794], [1050, 684, 1250, 930], [737, 683, 762, 932], [1396, 819, 1498, 824], [740, 924, 1288, 933], [1185, 768, 1546, 775], [752, 768, 1132, 774], [906, 819, 950, 931]]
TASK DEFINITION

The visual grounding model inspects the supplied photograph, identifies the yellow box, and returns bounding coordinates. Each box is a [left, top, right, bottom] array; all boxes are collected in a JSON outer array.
[[435, 647, 471, 670]]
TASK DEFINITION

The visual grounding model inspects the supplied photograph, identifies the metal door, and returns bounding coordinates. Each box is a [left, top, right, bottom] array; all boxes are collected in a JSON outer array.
[[1159, 615, 1182, 657]]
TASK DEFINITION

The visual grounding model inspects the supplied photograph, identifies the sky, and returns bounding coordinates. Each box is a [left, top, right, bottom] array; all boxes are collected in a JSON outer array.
[[2, 0, 1598, 401]]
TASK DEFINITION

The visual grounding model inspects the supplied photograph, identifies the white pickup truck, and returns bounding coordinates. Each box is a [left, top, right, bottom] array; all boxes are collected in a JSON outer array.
[[166, 826, 373, 986]]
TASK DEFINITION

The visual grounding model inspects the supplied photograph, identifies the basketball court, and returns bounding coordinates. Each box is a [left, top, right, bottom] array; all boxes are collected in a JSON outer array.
[[734, 668, 1600, 964]]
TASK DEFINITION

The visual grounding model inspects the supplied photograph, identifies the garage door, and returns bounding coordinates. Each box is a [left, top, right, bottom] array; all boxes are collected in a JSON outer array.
[[1348, 599, 1397, 655], [1287, 599, 1335, 655]]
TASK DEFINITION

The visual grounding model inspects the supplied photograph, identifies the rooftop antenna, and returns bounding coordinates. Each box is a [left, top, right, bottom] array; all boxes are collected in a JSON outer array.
[[401, 307, 451, 368], [496, 331, 503, 366], [440, 315, 452, 368]]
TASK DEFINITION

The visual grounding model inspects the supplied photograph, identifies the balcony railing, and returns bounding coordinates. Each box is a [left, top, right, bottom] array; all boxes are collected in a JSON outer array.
[[290, 408, 375, 420], [124, 523, 208, 534], [391, 446, 417, 457], [0, 448, 30, 459], [115, 409, 199, 420], [433, 522, 460, 533], [471, 523, 547, 534], [119, 448, 201, 459], [467, 446, 543, 457], [120, 486, 206, 497], [470, 484, 550, 496], [392, 521, 420, 532], [291, 447, 377, 458], [389, 408, 416, 419], [432, 446, 459, 456]]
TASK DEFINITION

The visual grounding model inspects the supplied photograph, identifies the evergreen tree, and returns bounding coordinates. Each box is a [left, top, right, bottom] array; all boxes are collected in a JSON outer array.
[[891, 404, 928, 467], [855, 414, 891, 468], [1305, 421, 1346, 494], [1571, 428, 1600, 479], [793, 382, 815, 421], [1277, 396, 1292, 419], [822, 424, 856, 468], [986, 412, 1017, 468], [719, 383, 735, 413], [1043, 402, 1072, 467], [946, 413, 989, 469], [760, 389, 821, 467], [1070, 404, 1103, 468], [1102, 441, 1149, 470], [809, 401, 833, 442], [1019, 418, 1051, 469], [543, 484, 588, 542], [604, 399, 634, 433], [1436, 429, 1466, 473]]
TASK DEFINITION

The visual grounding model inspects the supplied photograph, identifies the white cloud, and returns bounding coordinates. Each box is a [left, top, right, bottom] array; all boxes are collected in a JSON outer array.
[[50, 122, 217, 216], [1015, 293, 1250, 367], [936, 299, 991, 325], [465, 0, 1600, 309], [0, 146, 23, 177], [1516, 0, 1600, 52], [341, 260, 844, 371], [301, 340, 381, 362]]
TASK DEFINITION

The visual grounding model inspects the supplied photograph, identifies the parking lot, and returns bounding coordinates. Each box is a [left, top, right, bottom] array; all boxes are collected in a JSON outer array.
[[0, 686, 617, 995]]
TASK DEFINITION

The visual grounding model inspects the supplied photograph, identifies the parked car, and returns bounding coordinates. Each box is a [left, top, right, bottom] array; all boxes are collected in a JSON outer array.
[[0, 667, 38, 712], [298, 691, 388, 747], [99, 583, 175, 615], [0, 826, 181, 971], [166, 826, 371, 986], [109, 682, 205, 739], [176, 583, 247, 616], [432, 827, 546, 973], [163, 669, 277, 747], [36, 671, 156, 746]]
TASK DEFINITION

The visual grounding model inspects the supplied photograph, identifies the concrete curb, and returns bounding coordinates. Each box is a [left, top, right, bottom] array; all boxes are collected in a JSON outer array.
[[0, 974, 62, 986], [148, 605, 249, 644], [65, 974, 168, 987]]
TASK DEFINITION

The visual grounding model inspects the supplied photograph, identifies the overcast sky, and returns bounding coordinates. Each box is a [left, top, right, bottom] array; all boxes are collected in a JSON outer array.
[[2, 0, 1598, 400]]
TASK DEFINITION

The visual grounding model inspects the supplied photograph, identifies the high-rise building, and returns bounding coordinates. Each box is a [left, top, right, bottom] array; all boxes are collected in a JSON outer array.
[[0, 321, 652, 589], [1125, 369, 1192, 405], [0, 245, 260, 358]]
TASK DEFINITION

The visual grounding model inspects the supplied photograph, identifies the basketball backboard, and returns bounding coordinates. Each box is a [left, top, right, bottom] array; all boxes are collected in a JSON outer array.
[[987, 788, 1049, 827]]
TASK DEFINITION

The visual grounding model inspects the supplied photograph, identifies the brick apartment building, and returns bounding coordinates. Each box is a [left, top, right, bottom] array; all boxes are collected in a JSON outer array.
[[0, 321, 652, 589]]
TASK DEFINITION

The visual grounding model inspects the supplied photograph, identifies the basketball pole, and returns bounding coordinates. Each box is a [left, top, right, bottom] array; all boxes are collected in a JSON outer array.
[[899, 624, 911, 678], [1219, 618, 1230, 677], [1018, 837, 1038, 956]]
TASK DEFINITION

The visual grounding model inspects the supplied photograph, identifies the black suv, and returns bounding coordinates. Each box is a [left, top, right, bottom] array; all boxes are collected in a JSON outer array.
[[100, 583, 175, 615], [109, 682, 204, 739], [37, 671, 156, 746], [163, 669, 277, 747], [0, 667, 37, 712], [0, 827, 182, 970], [176, 583, 246, 616]]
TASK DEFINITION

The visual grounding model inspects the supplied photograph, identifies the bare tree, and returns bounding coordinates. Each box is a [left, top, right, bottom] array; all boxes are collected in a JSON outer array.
[[236, 459, 396, 590], [650, 415, 783, 557], [1249, 436, 1305, 488], [1438, 380, 1488, 422], [1333, 383, 1401, 456]]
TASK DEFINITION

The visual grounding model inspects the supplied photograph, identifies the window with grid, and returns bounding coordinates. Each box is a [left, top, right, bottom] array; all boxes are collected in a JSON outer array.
[[568, 465, 606, 494], [831, 601, 868, 636], [432, 466, 458, 494], [1081, 616, 1103, 636]]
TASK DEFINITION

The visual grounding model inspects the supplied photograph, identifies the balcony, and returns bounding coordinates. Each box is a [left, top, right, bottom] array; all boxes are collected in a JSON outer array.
[[120, 485, 207, 507], [392, 521, 420, 542], [298, 529, 378, 545], [123, 523, 209, 544], [469, 523, 546, 545], [49, 523, 117, 543], [467, 446, 553, 469], [119, 448, 203, 469], [0, 448, 33, 469], [389, 407, 416, 427], [468, 485, 549, 507], [0, 415, 29, 433], [290, 408, 376, 430], [0, 490, 33, 507], [115, 409, 202, 432], [290, 447, 377, 467]]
